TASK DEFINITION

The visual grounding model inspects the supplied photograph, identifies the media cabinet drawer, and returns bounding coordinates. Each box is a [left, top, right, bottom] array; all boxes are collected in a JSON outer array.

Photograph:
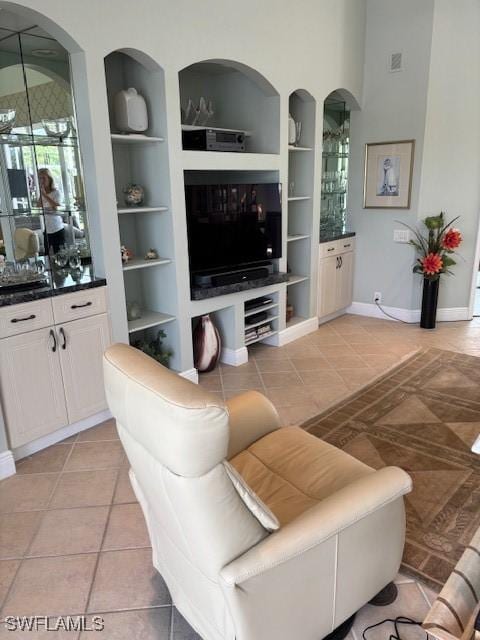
[[319, 237, 355, 259], [52, 287, 107, 324], [0, 298, 54, 339]]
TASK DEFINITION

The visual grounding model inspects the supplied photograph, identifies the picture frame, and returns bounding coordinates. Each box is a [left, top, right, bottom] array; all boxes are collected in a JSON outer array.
[[363, 139, 415, 209]]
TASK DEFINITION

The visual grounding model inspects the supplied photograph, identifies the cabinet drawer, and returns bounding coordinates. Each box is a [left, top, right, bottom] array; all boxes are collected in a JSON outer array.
[[319, 237, 355, 258], [52, 287, 107, 324], [338, 237, 355, 253], [0, 298, 54, 339]]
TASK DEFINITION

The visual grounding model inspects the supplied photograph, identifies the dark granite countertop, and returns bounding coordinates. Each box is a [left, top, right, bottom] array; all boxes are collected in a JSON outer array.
[[0, 264, 106, 307], [191, 272, 289, 300], [320, 231, 356, 244]]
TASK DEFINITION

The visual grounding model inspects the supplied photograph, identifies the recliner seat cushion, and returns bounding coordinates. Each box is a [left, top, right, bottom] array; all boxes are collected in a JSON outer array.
[[229, 426, 373, 526]]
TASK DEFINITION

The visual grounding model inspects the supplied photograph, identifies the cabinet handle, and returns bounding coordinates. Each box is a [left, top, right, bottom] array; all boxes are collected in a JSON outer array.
[[11, 314, 36, 323], [327, 247, 335, 252], [49, 329, 57, 353], [59, 327, 67, 350], [71, 301, 92, 309], [343, 243, 351, 248], [336, 257, 340, 269], [339, 256, 343, 268]]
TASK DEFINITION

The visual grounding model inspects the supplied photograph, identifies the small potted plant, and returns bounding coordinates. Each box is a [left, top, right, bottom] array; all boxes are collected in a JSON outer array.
[[402, 212, 462, 329], [132, 330, 172, 368]]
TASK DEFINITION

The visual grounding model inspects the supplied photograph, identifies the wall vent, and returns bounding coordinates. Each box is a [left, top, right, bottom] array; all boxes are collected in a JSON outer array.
[[389, 52, 403, 73]]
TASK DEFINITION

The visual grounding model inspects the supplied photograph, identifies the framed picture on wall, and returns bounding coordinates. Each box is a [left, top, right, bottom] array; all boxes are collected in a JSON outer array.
[[363, 140, 415, 209]]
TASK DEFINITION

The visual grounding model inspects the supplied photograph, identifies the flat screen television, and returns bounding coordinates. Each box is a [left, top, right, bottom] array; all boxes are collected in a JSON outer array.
[[185, 183, 282, 275]]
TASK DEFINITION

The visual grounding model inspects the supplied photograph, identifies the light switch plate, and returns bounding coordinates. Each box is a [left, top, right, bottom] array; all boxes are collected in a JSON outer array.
[[394, 229, 410, 243]]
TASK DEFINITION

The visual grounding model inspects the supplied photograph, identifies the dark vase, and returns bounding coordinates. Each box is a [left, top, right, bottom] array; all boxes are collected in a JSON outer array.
[[193, 314, 221, 372], [420, 277, 440, 329]]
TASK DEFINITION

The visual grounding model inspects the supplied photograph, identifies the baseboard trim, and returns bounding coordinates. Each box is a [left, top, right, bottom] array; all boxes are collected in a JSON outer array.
[[436, 307, 470, 321], [318, 308, 349, 325], [220, 347, 249, 367], [348, 302, 418, 323], [0, 450, 15, 479], [277, 316, 318, 346], [348, 302, 470, 323], [13, 409, 112, 461], [179, 368, 199, 384]]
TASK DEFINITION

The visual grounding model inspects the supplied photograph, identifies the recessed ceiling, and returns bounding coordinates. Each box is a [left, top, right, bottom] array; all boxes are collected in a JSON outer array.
[[0, 9, 66, 59]]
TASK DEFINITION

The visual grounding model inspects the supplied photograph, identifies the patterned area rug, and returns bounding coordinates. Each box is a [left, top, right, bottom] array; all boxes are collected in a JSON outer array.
[[303, 348, 480, 591]]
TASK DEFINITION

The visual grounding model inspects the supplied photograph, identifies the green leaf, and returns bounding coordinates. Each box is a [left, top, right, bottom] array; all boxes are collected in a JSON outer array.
[[397, 220, 428, 254], [442, 255, 456, 267]]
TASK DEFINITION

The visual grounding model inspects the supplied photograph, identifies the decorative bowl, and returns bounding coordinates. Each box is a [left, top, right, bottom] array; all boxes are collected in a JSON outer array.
[[42, 117, 72, 139]]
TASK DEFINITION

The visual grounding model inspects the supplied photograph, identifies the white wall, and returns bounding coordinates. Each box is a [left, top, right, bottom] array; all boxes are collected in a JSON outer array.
[[349, 0, 480, 315], [417, 0, 480, 312], [349, 0, 435, 310]]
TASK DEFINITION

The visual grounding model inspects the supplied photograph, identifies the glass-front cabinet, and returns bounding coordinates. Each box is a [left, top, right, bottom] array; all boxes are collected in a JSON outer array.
[[0, 26, 91, 291], [320, 95, 350, 240]]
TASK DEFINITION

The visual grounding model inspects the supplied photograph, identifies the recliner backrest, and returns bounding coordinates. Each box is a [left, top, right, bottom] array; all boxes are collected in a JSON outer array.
[[104, 342, 229, 477], [103, 343, 267, 580]]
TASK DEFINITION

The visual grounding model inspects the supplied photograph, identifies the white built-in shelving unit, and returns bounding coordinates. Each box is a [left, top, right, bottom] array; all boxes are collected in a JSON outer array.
[[102, 57, 323, 375], [286, 89, 316, 328], [180, 60, 287, 357], [104, 49, 181, 371]]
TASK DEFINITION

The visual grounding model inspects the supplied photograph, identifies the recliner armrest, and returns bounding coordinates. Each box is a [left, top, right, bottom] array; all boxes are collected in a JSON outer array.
[[226, 390, 281, 459], [220, 465, 412, 586]]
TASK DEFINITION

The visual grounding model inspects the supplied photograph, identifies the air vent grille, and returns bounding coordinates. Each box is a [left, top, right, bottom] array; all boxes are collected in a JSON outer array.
[[389, 52, 403, 73]]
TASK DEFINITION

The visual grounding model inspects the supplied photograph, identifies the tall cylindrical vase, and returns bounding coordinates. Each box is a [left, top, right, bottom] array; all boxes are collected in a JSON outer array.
[[420, 277, 440, 329], [193, 314, 221, 373]]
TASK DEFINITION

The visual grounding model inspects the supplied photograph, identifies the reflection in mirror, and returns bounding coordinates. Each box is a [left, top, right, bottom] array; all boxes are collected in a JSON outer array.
[[0, 16, 91, 292]]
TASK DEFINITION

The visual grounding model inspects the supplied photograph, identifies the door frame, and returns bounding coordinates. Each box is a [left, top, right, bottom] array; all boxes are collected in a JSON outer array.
[[468, 210, 480, 318]]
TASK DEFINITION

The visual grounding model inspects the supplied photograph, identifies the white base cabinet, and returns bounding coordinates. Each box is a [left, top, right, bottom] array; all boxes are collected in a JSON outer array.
[[0, 328, 68, 447], [0, 287, 111, 449], [58, 313, 111, 424], [318, 238, 354, 318]]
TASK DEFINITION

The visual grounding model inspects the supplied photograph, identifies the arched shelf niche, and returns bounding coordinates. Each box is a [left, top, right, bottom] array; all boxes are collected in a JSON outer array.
[[104, 48, 180, 371], [320, 88, 359, 239], [179, 59, 280, 154], [104, 48, 166, 138]]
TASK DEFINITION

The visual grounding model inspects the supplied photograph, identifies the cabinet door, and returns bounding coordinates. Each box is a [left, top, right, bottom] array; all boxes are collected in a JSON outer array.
[[0, 328, 68, 448], [318, 255, 338, 317], [337, 251, 354, 310], [58, 313, 111, 424]]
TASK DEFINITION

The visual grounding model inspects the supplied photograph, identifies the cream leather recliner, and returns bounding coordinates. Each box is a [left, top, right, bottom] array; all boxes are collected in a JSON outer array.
[[103, 344, 412, 640]]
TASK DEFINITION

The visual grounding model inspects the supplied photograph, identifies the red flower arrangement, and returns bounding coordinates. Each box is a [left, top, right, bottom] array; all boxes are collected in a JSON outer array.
[[401, 212, 463, 281], [420, 253, 443, 276], [442, 228, 462, 251]]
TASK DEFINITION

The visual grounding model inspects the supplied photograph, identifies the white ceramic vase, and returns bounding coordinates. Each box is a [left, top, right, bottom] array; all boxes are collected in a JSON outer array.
[[288, 113, 296, 145], [193, 314, 221, 373]]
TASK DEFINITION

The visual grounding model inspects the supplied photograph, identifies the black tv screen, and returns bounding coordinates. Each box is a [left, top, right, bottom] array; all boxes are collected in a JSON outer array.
[[185, 183, 282, 273]]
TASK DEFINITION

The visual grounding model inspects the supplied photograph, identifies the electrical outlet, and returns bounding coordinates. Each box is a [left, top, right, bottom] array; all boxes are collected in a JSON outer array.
[[374, 292, 382, 303], [394, 229, 410, 243]]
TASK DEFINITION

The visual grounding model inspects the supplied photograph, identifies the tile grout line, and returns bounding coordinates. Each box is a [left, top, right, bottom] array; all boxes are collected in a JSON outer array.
[[252, 355, 270, 396], [417, 581, 435, 608], [82, 465, 124, 617], [0, 439, 78, 615], [169, 601, 174, 640]]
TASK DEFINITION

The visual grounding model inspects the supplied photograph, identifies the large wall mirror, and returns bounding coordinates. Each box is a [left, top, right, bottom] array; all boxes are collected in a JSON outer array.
[[0, 12, 92, 291]]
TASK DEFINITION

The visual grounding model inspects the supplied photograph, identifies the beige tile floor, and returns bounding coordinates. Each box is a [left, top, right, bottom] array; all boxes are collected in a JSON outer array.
[[2, 313, 478, 639], [200, 312, 480, 427]]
